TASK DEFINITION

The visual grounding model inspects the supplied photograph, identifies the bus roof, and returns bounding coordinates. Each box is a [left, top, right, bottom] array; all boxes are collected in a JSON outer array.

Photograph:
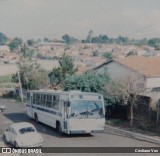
[[28, 90, 102, 96]]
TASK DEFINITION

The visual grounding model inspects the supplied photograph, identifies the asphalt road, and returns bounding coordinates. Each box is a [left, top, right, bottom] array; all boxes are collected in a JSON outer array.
[[0, 98, 159, 156]]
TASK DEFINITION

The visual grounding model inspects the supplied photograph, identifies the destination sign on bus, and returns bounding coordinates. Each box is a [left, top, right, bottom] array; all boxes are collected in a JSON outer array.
[[70, 94, 101, 100]]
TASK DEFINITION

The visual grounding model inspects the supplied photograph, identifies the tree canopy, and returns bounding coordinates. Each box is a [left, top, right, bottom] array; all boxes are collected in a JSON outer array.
[[0, 32, 7, 45], [63, 71, 109, 92], [12, 57, 48, 90], [27, 39, 36, 46], [49, 53, 77, 86], [8, 37, 23, 52], [62, 34, 78, 44], [103, 52, 113, 60]]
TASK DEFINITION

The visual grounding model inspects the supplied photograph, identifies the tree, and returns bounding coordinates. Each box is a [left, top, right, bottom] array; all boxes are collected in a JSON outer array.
[[21, 44, 35, 58], [101, 35, 109, 43], [86, 30, 93, 43], [0, 32, 7, 45], [126, 51, 138, 57], [116, 36, 129, 45], [103, 52, 113, 60], [63, 71, 110, 92], [27, 39, 36, 46], [91, 35, 109, 44], [9, 37, 23, 52], [92, 50, 99, 57], [62, 34, 70, 44], [104, 76, 141, 126], [148, 38, 160, 48], [43, 37, 50, 43], [36, 38, 42, 44], [136, 38, 148, 46], [12, 57, 48, 90], [49, 54, 77, 87], [62, 34, 77, 44]]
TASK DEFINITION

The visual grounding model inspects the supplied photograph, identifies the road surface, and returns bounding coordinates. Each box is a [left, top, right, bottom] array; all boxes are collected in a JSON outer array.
[[0, 98, 159, 156]]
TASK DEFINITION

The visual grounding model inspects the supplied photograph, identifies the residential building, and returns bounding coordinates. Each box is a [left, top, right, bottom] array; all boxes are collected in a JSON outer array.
[[93, 56, 160, 93]]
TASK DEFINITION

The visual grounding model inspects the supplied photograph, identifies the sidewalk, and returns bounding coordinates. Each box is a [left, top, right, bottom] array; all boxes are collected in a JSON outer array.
[[105, 125, 160, 145]]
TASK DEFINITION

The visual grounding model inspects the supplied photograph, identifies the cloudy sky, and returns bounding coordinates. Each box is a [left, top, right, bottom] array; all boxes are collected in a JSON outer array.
[[0, 0, 160, 39]]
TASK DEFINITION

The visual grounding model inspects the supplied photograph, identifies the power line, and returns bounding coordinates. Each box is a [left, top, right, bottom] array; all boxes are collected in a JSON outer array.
[[126, 22, 160, 38]]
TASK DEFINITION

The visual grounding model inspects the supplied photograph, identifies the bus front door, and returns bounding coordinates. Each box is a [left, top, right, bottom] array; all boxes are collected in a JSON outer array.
[[30, 96, 34, 118], [63, 101, 68, 132]]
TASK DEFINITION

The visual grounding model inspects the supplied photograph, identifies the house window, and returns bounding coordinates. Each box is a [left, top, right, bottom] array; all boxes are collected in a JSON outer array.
[[152, 87, 160, 92]]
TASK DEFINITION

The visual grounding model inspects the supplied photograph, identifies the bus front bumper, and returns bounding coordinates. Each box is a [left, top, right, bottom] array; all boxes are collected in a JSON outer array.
[[70, 130, 104, 134], [67, 118, 105, 134]]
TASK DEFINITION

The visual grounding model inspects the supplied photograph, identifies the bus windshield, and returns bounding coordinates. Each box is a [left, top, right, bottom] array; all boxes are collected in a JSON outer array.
[[70, 100, 104, 119]]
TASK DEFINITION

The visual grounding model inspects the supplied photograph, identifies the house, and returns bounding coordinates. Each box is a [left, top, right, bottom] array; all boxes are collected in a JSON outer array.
[[0, 45, 10, 53], [0, 45, 10, 57], [93, 56, 160, 92]]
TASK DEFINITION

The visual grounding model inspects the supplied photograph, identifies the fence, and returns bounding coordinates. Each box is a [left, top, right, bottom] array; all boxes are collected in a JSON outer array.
[[106, 94, 158, 123], [133, 95, 151, 121]]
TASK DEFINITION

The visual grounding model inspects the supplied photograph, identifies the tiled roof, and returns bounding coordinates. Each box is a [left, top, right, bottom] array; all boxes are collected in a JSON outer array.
[[114, 56, 160, 78], [93, 56, 160, 78]]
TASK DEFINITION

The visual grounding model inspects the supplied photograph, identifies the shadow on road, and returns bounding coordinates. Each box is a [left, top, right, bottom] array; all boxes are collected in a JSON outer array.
[[3, 112, 93, 139]]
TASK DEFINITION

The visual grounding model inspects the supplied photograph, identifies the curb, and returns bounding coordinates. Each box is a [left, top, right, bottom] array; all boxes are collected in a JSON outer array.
[[105, 125, 160, 145]]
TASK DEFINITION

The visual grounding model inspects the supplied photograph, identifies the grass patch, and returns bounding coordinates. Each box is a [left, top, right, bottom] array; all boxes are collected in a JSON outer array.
[[106, 118, 160, 136], [106, 119, 125, 126], [137, 124, 149, 131], [0, 83, 17, 88], [0, 75, 12, 83]]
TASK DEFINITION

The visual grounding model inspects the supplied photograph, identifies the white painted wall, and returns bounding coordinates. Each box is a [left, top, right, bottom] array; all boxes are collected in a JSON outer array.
[[95, 61, 146, 90], [146, 77, 160, 88]]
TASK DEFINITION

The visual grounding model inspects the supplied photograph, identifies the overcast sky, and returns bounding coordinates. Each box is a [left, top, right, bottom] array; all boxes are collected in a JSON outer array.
[[0, 0, 160, 40]]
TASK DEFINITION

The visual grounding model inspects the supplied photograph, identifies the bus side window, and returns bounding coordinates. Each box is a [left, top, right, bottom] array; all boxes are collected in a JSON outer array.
[[52, 95, 59, 110], [41, 94, 46, 107], [35, 94, 40, 105], [46, 94, 52, 108], [46, 101, 51, 108], [56, 96, 60, 110], [33, 93, 36, 104], [39, 94, 43, 106]]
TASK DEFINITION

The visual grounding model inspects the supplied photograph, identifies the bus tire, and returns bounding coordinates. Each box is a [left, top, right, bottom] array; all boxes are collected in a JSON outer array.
[[35, 113, 39, 123], [57, 122, 63, 135], [14, 141, 19, 148], [3, 135, 9, 144]]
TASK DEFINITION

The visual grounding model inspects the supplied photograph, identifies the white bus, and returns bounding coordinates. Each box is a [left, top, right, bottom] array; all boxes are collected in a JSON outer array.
[[26, 90, 105, 134]]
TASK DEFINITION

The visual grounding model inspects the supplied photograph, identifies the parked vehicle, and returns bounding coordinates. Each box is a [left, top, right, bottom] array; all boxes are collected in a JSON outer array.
[[3, 122, 44, 147], [0, 104, 6, 112], [26, 90, 105, 135]]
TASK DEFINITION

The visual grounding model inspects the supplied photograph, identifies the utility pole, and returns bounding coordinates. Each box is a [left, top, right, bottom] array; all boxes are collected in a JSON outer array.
[[17, 66, 23, 103]]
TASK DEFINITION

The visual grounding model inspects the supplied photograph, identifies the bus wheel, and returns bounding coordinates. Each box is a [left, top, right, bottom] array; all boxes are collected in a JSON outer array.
[[35, 114, 39, 123], [3, 135, 9, 144], [14, 141, 19, 148], [57, 122, 63, 135]]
